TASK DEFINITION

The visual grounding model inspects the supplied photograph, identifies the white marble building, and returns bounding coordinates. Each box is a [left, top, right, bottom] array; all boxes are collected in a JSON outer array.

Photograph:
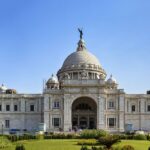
[[0, 33, 150, 133]]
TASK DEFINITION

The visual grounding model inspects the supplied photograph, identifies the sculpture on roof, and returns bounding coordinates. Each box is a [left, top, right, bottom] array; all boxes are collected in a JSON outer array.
[[63, 73, 70, 80], [80, 70, 88, 79], [78, 28, 83, 39]]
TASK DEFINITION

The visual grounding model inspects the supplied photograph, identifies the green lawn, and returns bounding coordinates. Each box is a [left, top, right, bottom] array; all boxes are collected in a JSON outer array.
[[6, 139, 81, 150], [4, 139, 150, 150], [116, 140, 150, 150]]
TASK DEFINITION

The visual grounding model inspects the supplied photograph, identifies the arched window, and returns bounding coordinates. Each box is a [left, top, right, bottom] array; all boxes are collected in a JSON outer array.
[[75, 103, 91, 110]]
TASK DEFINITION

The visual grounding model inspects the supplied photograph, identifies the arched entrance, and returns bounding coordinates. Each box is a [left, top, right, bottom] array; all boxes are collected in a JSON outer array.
[[72, 97, 97, 130]]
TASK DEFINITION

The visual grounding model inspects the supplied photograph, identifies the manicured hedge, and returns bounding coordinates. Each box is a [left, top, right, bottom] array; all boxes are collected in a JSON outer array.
[[121, 145, 134, 150], [77, 139, 97, 145], [80, 129, 108, 139], [133, 134, 147, 140], [44, 133, 78, 139], [6, 134, 36, 142], [15, 144, 25, 150]]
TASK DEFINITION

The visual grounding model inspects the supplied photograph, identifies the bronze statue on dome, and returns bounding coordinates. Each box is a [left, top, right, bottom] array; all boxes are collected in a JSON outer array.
[[78, 28, 83, 39]]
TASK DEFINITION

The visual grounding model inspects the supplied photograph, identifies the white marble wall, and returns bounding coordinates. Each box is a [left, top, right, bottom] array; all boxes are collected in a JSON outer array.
[[1, 87, 150, 133], [0, 95, 43, 131], [43, 93, 64, 131]]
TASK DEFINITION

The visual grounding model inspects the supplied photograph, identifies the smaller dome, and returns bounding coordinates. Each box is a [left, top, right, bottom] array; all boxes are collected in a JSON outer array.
[[107, 75, 117, 84], [47, 74, 58, 84], [0, 84, 7, 93]]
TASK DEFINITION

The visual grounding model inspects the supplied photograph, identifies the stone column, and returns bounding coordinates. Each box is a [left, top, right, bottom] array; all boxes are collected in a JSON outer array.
[[105, 99, 107, 110], [97, 96, 105, 129], [44, 95, 50, 131], [20, 98, 26, 129], [78, 115, 79, 126], [118, 95, 125, 132], [140, 99, 145, 130], [44, 95, 49, 111], [10, 98, 13, 112], [129, 100, 131, 113], [63, 95, 72, 131], [87, 115, 89, 128], [44, 112, 50, 131], [20, 98, 26, 112], [105, 115, 107, 129], [2, 99, 4, 112]]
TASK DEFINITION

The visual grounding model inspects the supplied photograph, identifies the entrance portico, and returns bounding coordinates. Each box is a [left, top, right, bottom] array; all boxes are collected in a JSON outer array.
[[72, 97, 97, 130]]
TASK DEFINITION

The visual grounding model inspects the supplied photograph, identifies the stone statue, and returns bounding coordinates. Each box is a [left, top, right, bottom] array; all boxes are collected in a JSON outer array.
[[64, 73, 70, 80], [78, 28, 83, 39], [80, 70, 88, 79]]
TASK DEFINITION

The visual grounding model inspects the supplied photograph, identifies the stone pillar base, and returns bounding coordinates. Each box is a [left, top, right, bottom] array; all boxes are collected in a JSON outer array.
[[119, 128, 125, 132], [97, 124, 105, 129], [63, 123, 72, 132]]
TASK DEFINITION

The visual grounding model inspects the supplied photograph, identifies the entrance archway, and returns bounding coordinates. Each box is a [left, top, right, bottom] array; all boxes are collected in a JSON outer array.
[[72, 97, 97, 130]]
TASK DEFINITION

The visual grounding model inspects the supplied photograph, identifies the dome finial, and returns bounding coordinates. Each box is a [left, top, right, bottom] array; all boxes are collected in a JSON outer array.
[[77, 28, 86, 51], [78, 28, 83, 39]]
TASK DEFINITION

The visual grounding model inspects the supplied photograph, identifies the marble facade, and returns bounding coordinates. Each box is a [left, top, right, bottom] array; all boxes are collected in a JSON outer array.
[[0, 35, 150, 133]]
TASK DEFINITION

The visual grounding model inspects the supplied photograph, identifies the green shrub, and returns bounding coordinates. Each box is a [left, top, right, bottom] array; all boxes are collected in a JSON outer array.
[[80, 129, 107, 139], [147, 134, 150, 140], [91, 147, 97, 150], [117, 134, 128, 140], [7, 133, 77, 141], [10, 135, 17, 142], [0, 136, 11, 149], [116, 134, 134, 140], [81, 145, 88, 150], [77, 139, 97, 145], [148, 146, 150, 150], [53, 133, 66, 139], [121, 145, 134, 150], [15, 144, 25, 150], [98, 135, 120, 150], [91, 146, 104, 150], [44, 133, 78, 139], [113, 146, 121, 150], [36, 134, 44, 140], [66, 133, 76, 139], [44, 135, 52, 139], [133, 134, 146, 140], [126, 135, 134, 140], [6, 134, 36, 142]]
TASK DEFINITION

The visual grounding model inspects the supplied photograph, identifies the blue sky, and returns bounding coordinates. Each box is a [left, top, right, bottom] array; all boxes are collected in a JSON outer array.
[[0, 0, 150, 94]]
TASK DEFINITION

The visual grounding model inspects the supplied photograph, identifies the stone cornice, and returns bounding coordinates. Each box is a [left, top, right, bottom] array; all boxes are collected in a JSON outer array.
[[0, 94, 43, 99], [125, 94, 150, 99]]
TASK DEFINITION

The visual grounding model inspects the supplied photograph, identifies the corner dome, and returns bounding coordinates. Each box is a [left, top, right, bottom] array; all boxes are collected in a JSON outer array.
[[0, 84, 7, 93], [107, 75, 117, 84], [47, 74, 58, 84]]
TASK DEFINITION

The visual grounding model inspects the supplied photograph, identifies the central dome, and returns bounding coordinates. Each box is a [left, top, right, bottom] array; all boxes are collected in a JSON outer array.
[[57, 37, 106, 80], [62, 50, 101, 69], [61, 39, 102, 70]]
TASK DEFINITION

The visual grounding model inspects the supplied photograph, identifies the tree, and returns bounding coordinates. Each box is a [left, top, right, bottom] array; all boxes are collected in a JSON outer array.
[[98, 135, 120, 150]]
